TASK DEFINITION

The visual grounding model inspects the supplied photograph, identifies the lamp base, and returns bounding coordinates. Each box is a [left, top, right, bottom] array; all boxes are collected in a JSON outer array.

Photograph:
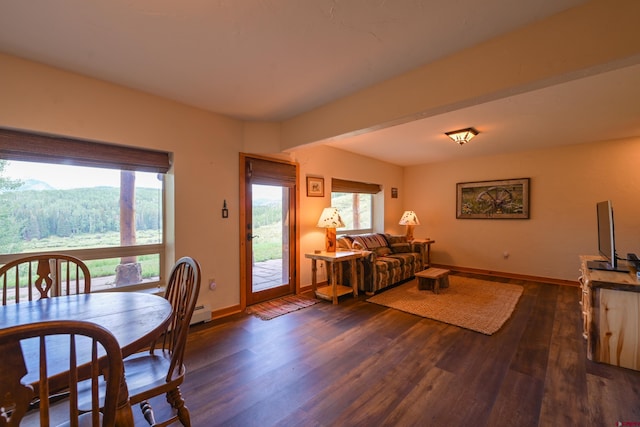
[[325, 228, 337, 252], [405, 225, 415, 242]]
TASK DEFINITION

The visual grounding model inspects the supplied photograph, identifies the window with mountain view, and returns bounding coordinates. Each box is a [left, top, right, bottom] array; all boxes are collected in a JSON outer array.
[[0, 159, 165, 291]]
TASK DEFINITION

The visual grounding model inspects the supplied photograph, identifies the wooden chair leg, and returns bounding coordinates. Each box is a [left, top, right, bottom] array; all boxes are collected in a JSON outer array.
[[167, 387, 191, 427], [140, 400, 157, 426]]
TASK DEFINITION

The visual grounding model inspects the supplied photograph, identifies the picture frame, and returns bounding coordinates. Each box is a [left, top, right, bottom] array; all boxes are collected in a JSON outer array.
[[456, 178, 530, 219], [306, 176, 324, 197]]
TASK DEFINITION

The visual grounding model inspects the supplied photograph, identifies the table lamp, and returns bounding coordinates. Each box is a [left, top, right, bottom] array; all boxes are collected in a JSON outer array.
[[316, 207, 345, 252], [399, 210, 420, 241]]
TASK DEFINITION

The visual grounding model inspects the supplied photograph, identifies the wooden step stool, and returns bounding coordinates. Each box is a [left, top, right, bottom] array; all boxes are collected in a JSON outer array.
[[415, 268, 450, 294]]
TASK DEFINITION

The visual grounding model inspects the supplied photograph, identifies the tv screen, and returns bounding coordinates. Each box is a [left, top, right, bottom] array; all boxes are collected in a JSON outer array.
[[597, 200, 615, 264], [587, 200, 629, 272]]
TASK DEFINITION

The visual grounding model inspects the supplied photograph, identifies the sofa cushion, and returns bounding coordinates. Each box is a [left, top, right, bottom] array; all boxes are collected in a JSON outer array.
[[386, 252, 420, 265], [375, 257, 401, 271]]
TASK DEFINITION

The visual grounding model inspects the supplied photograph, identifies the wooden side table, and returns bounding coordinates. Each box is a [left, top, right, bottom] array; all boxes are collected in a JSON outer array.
[[411, 239, 435, 269], [305, 251, 362, 304]]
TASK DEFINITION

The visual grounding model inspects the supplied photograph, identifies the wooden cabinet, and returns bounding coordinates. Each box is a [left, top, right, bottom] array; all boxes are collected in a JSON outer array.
[[579, 255, 640, 370]]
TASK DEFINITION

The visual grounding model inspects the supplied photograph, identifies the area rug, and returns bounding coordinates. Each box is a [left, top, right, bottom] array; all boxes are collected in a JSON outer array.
[[246, 294, 320, 320], [367, 276, 523, 335]]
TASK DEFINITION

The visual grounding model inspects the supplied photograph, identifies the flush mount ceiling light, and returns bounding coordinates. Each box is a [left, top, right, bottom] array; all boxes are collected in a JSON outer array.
[[445, 127, 479, 145]]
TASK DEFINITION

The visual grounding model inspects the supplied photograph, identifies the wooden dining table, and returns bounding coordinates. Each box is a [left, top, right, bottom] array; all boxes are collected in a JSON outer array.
[[0, 291, 173, 426]]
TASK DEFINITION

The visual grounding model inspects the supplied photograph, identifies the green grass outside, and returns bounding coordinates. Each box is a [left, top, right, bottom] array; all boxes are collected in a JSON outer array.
[[16, 230, 162, 281], [13, 222, 281, 283], [253, 222, 284, 261]]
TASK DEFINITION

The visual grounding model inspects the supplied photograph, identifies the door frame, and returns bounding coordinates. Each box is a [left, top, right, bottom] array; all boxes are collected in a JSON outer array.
[[239, 153, 300, 309]]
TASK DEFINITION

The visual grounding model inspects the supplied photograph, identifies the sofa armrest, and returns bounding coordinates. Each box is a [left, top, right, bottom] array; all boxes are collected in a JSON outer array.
[[410, 241, 425, 255], [359, 249, 375, 262]]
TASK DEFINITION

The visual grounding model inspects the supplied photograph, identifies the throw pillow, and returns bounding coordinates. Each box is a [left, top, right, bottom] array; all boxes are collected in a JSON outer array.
[[384, 234, 408, 245], [375, 246, 392, 256], [390, 242, 411, 253], [337, 236, 353, 250], [353, 234, 388, 250]]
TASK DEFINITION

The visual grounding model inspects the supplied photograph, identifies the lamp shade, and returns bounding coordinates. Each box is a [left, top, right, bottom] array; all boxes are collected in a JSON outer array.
[[399, 211, 420, 226], [316, 207, 345, 228]]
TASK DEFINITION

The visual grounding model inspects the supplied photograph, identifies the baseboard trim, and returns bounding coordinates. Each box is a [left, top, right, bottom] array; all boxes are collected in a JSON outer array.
[[432, 264, 579, 287], [211, 304, 243, 320]]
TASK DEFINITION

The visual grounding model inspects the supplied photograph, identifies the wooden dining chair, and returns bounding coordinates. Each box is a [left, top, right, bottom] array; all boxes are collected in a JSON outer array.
[[0, 320, 132, 427], [123, 256, 201, 427], [78, 256, 201, 426], [0, 253, 91, 305]]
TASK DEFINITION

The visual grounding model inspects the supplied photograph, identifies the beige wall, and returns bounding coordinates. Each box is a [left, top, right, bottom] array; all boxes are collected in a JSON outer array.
[[404, 137, 640, 281], [290, 144, 404, 287], [0, 52, 244, 312]]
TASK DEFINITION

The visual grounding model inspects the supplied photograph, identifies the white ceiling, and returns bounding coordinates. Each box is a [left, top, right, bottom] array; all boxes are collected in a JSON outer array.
[[1, 0, 638, 166], [327, 63, 640, 165]]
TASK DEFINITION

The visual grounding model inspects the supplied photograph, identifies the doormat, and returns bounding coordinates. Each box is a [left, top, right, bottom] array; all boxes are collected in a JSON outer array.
[[246, 294, 320, 320]]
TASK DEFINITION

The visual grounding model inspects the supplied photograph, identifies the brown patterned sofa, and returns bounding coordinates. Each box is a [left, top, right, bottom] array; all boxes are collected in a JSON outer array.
[[336, 233, 427, 294]]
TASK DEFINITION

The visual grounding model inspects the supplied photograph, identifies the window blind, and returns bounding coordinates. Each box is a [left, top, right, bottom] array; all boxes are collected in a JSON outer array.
[[0, 128, 171, 173], [332, 178, 381, 194], [247, 157, 297, 187]]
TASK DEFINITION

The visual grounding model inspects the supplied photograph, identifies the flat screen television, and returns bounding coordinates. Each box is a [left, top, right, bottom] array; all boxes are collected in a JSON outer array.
[[586, 200, 629, 272]]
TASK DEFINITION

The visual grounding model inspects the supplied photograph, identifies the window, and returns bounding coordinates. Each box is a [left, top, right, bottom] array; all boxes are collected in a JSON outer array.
[[331, 192, 373, 233], [331, 178, 381, 235], [0, 128, 170, 292]]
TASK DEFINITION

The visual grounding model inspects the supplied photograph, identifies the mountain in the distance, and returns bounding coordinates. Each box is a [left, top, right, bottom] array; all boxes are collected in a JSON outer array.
[[16, 179, 56, 191]]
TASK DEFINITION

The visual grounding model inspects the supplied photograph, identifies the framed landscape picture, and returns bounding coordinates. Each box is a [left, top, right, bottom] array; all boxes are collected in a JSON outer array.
[[456, 178, 530, 219], [306, 176, 324, 197]]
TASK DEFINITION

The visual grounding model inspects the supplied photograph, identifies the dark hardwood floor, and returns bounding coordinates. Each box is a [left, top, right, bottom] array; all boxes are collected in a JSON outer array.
[[156, 272, 640, 426]]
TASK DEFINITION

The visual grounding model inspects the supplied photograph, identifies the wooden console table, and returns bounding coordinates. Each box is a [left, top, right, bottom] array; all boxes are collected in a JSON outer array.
[[579, 255, 640, 371], [305, 251, 362, 304]]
